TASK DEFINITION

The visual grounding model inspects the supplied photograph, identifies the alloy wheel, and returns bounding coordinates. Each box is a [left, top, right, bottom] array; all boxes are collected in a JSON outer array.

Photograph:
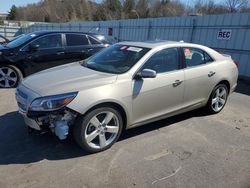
[[211, 86, 227, 112], [84, 111, 120, 149], [0, 67, 18, 88]]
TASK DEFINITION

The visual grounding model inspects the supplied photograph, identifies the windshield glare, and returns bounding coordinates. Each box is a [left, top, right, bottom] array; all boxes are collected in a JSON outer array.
[[84, 44, 150, 74], [7, 33, 36, 48]]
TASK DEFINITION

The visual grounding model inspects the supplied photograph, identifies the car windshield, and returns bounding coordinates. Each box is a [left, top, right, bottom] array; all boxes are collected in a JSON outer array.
[[83, 44, 150, 74], [6, 33, 37, 48]]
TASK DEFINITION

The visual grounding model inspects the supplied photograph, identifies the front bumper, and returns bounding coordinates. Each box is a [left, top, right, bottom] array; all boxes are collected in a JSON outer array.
[[23, 115, 41, 130], [16, 84, 42, 130], [16, 84, 77, 140]]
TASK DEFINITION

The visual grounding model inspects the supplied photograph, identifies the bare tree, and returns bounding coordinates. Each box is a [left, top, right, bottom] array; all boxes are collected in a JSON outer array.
[[223, 0, 248, 12], [192, 0, 228, 15], [150, 0, 184, 17], [135, 0, 149, 18], [123, 0, 136, 19], [8, 0, 250, 22]]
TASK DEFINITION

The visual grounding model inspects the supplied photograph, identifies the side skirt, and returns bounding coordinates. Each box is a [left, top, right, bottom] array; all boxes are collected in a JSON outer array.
[[127, 102, 206, 130]]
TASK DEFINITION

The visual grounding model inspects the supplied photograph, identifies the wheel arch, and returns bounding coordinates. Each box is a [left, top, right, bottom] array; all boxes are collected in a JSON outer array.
[[216, 80, 230, 92], [205, 79, 230, 114], [206, 79, 231, 104], [0, 63, 25, 77], [81, 101, 128, 130]]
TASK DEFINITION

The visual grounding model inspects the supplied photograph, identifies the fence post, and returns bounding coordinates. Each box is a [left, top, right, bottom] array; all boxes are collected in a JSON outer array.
[[190, 18, 196, 43], [19, 27, 23, 35], [98, 22, 100, 33], [147, 19, 151, 40], [117, 21, 121, 42], [3, 27, 7, 38]]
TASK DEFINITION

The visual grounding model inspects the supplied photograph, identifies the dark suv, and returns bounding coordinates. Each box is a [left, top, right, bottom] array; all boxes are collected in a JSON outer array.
[[0, 31, 110, 88]]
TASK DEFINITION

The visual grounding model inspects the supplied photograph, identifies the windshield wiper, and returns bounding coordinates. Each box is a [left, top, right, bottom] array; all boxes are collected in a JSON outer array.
[[85, 64, 101, 72], [80, 60, 88, 67]]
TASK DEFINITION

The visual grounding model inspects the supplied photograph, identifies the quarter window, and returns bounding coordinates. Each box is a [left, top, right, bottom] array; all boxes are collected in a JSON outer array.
[[88, 36, 102, 45], [204, 52, 213, 63], [29, 34, 62, 49], [183, 47, 213, 67], [141, 48, 179, 73], [66, 34, 89, 46]]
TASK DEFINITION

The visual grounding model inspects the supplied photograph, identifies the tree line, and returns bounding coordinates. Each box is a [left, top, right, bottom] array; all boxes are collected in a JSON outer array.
[[7, 0, 250, 23]]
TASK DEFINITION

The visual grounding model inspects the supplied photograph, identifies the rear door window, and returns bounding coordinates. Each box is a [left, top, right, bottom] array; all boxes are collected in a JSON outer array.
[[183, 47, 213, 67], [66, 34, 89, 46]]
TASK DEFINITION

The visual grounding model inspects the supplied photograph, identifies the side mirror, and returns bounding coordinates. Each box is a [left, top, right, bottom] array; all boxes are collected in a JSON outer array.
[[29, 44, 40, 52], [135, 69, 157, 79]]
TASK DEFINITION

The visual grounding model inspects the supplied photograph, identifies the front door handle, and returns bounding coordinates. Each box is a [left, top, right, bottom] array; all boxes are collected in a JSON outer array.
[[173, 80, 183, 87], [56, 51, 65, 55], [208, 71, 216, 77]]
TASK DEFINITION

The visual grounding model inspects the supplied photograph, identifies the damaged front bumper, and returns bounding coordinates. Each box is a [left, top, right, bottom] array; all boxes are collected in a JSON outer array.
[[16, 86, 78, 140], [21, 108, 77, 140], [23, 116, 41, 131]]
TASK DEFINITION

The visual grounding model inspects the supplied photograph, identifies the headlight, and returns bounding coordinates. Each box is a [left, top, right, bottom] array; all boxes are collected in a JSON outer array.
[[29, 92, 78, 112]]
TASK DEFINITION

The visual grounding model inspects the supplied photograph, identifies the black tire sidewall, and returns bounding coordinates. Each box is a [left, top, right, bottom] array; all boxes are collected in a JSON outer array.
[[73, 107, 123, 153], [207, 84, 228, 114]]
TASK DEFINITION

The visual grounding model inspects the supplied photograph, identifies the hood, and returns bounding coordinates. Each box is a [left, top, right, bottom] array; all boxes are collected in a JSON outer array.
[[22, 62, 117, 96], [0, 44, 7, 50]]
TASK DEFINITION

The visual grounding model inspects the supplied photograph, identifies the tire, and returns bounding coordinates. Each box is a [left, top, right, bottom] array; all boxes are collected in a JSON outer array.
[[73, 106, 123, 153], [206, 84, 228, 114], [0, 65, 23, 88]]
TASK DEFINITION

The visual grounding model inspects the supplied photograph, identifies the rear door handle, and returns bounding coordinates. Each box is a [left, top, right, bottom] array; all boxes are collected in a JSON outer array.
[[87, 48, 93, 52], [173, 80, 183, 87], [81, 48, 93, 54], [208, 71, 216, 77], [56, 51, 65, 55]]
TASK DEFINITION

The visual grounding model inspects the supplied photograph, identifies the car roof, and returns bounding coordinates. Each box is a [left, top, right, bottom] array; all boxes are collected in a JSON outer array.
[[30, 30, 101, 36], [119, 40, 225, 61], [118, 40, 202, 49]]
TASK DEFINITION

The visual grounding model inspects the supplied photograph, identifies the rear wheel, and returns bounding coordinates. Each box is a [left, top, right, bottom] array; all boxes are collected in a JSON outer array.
[[0, 65, 23, 88], [73, 106, 123, 153], [206, 84, 228, 114]]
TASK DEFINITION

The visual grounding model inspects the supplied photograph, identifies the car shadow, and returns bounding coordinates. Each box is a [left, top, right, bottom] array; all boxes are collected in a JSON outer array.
[[235, 80, 250, 96], [0, 109, 208, 165], [0, 111, 89, 165], [0, 81, 248, 165]]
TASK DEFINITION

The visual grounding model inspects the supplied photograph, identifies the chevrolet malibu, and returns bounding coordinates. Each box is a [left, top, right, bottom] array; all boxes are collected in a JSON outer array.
[[16, 41, 238, 153]]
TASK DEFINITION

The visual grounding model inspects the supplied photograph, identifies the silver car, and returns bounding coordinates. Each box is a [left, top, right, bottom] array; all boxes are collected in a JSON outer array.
[[16, 41, 238, 153]]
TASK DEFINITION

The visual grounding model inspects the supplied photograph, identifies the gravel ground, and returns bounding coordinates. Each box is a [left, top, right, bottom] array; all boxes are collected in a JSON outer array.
[[0, 81, 249, 188]]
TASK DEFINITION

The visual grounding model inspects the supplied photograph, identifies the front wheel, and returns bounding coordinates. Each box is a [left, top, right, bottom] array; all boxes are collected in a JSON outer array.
[[206, 84, 228, 114], [0, 65, 23, 88], [73, 106, 123, 153]]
